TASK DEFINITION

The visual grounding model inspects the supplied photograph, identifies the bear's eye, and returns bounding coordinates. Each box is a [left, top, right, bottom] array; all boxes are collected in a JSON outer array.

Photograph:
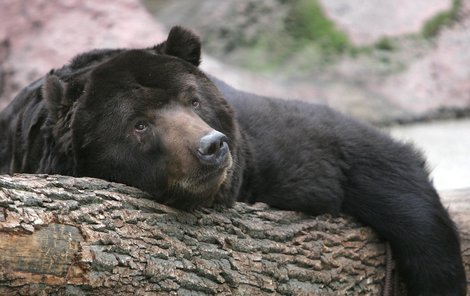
[[134, 121, 148, 132], [191, 98, 200, 108]]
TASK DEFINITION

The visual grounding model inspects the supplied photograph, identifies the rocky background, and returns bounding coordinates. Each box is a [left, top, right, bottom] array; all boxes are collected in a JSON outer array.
[[0, 0, 470, 124]]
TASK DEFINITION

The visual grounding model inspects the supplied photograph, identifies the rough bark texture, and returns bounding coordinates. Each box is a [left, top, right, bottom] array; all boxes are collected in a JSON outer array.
[[441, 188, 470, 291], [0, 174, 468, 295]]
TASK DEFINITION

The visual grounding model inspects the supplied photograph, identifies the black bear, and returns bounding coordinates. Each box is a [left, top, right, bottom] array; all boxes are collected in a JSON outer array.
[[0, 26, 466, 295]]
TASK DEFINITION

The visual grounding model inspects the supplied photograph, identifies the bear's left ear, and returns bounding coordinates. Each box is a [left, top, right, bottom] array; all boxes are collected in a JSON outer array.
[[155, 26, 201, 66]]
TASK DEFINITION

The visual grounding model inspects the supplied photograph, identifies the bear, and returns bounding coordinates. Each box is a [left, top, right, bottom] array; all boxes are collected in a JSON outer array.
[[0, 26, 466, 295]]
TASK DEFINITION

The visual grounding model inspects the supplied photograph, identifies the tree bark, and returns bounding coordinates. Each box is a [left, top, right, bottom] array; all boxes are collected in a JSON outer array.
[[0, 174, 468, 295]]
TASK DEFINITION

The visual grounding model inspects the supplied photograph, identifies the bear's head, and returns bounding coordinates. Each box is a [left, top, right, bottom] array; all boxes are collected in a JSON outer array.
[[41, 27, 242, 209]]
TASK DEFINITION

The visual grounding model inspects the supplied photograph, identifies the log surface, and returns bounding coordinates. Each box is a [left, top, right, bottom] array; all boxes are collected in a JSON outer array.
[[0, 174, 468, 295]]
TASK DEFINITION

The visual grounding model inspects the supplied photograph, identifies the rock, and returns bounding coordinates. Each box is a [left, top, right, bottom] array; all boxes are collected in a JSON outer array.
[[318, 0, 452, 45], [378, 25, 470, 117], [0, 0, 167, 111], [374, 1, 470, 119]]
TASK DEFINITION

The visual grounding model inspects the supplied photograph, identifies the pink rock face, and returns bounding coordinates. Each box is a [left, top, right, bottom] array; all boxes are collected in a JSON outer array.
[[379, 26, 470, 116], [318, 0, 452, 45], [0, 0, 167, 111]]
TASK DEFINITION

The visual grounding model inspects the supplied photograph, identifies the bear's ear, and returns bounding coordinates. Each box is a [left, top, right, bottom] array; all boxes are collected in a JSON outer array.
[[42, 74, 65, 121], [42, 74, 86, 122], [156, 26, 201, 66]]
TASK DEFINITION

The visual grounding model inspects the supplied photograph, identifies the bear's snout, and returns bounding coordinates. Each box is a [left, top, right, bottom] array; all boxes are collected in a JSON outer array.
[[158, 107, 232, 200], [197, 130, 229, 166]]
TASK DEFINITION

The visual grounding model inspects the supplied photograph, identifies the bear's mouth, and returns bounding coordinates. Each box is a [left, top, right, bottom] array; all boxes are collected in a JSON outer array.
[[165, 152, 233, 210], [183, 152, 232, 193]]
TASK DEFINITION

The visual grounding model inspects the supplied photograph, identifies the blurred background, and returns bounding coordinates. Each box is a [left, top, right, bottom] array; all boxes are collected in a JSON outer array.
[[0, 0, 469, 192]]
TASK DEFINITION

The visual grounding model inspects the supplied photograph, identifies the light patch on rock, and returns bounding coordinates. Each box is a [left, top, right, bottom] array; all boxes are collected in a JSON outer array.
[[318, 0, 452, 45]]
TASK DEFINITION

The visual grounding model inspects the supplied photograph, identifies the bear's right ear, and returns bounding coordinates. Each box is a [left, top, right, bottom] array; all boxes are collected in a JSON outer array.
[[42, 74, 65, 121], [154, 26, 201, 66]]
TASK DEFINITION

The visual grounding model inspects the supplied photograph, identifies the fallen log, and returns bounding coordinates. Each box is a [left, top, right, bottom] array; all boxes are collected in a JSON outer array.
[[0, 174, 468, 295]]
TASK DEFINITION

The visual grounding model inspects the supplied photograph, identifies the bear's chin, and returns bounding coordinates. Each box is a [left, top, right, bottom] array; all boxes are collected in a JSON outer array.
[[164, 166, 230, 210]]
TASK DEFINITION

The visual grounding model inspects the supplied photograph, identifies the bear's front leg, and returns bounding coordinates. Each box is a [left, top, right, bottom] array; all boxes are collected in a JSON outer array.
[[341, 157, 466, 296]]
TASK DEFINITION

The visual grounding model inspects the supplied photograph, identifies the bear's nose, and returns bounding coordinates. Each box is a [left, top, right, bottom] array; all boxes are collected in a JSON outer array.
[[197, 130, 228, 166]]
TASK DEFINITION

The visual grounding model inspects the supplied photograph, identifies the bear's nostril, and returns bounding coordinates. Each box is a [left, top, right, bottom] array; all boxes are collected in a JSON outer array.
[[197, 130, 228, 165], [207, 142, 218, 155]]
